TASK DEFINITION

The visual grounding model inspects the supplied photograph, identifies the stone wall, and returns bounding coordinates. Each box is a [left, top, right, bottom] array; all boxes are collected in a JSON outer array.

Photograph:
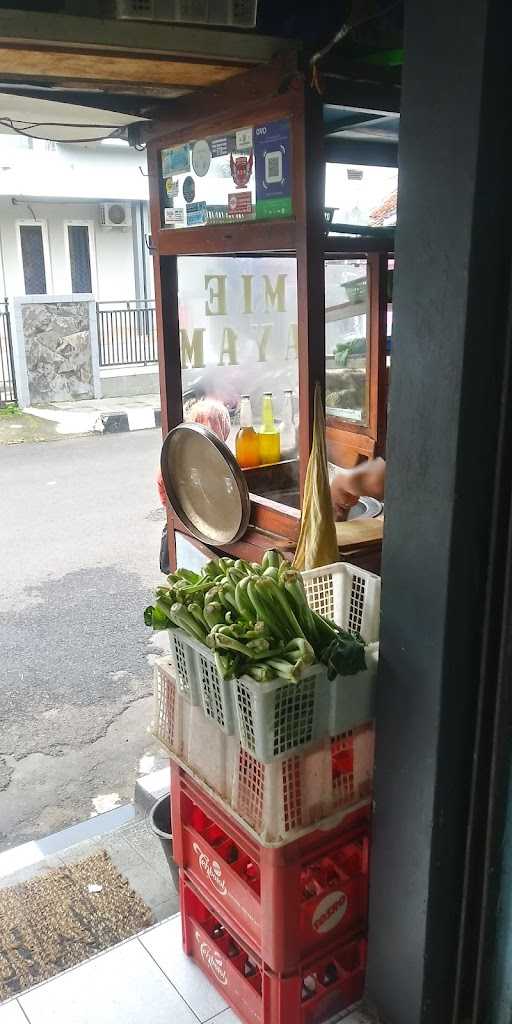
[[12, 296, 100, 408]]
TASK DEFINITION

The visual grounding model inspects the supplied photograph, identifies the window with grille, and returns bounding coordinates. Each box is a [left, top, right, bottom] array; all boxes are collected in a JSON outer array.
[[19, 224, 47, 295], [68, 225, 92, 293]]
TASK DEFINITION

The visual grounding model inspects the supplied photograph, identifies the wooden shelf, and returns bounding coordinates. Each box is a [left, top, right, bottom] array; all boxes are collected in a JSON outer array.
[[326, 299, 368, 322]]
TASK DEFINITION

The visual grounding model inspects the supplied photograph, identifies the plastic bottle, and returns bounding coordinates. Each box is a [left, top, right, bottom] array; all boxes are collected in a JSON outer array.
[[280, 389, 297, 458], [235, 395, 260, 468], [259, 393, 281, 464]]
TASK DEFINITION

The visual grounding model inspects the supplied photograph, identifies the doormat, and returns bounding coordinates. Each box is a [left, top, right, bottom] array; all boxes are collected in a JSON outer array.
[[0, 851, 153, 1001]]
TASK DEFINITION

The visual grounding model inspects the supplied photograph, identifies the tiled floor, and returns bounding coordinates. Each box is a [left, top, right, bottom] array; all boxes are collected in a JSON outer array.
[[0, 914, 368, 1024]]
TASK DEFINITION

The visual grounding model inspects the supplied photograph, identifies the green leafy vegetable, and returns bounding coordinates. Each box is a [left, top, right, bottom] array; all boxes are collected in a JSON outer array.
[[144, 553, 366, 683]]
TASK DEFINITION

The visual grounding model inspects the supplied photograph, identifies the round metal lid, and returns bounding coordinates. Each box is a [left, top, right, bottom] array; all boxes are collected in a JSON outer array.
[[346, 496, 383, 521], [160, 423, 250, 546]]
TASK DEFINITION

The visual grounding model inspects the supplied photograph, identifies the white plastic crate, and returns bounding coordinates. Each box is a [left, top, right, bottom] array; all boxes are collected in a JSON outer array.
[[329, 641, 379, 735], [153, 658, 230, 796], [169, 629, 376, 762], [302, 561, 381, 644], [154, 657, 374, 845], [233, 664, 329, 763], [168, 628, 235, 733], [165, 560, 380, 760], [153, 657, 181, 752], [229, 724, 374, 843], [168, 629, 202, 705]]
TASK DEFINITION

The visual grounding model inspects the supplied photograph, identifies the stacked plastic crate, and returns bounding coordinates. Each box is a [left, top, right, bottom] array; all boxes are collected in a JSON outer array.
[[153, 562, 381, 1024]]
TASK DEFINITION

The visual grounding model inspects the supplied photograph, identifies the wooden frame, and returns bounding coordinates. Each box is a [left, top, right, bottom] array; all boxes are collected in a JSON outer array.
[[326, 251, 388, 468]]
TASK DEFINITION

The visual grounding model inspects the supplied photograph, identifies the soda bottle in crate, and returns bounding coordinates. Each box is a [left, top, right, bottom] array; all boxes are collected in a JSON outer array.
[[172, 765, 371, 972], [181, 874, 367, 1024]]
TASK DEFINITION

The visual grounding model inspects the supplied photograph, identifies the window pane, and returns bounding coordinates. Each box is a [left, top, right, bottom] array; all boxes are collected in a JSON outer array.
[[325, 163, 398, 228], [68, 225, 92, 293], [176, 255, 300, 508], [20, 225, 47, 294], [325, 258, 369, 426]]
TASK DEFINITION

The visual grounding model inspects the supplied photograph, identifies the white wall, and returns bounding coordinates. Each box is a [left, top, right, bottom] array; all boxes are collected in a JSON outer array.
[[0, 137, 149, 202], [0, 197, 143, 302]]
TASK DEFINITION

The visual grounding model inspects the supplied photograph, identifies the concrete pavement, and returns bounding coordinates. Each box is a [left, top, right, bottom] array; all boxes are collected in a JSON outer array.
[[25, 393, 161, 436], [0, 429, 169, 851]]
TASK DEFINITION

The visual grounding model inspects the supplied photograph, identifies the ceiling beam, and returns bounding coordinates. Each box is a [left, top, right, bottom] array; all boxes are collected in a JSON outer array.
[[324, 111, 389, 136], [0, 46, 243, 92], [320, 74, 401, 115], [0, 9, 282, 66]]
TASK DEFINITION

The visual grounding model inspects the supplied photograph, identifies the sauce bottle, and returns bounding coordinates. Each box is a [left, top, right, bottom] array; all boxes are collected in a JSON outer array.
[[259, 392, 281, 464], [280, 389, 297, 458], [235, 395, 260, 468]]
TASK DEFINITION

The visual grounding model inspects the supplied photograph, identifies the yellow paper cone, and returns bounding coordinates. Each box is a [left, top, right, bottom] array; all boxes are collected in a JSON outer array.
[[293, 383, 338, 570]]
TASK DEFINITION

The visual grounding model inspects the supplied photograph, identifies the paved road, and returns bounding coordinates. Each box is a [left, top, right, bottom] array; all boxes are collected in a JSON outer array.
[[0, 430, 169, 851]]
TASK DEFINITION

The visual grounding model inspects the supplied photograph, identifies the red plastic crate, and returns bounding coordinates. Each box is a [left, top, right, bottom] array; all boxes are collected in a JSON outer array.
[[172, 766, 370, 972], [181, 877, 366, 1024]]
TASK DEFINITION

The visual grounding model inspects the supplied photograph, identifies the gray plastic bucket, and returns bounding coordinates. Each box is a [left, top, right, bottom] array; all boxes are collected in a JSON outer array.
[[149, 794, 179, 892]]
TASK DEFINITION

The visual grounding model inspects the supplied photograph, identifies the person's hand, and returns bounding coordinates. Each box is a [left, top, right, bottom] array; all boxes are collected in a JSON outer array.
[[330, 472, 359, 521], [330, 457, 386, 520]]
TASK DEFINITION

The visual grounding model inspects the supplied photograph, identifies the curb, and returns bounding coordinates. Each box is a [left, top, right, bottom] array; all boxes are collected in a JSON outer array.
[[134, 766, 170, 816], [97, 408, 161, 434]]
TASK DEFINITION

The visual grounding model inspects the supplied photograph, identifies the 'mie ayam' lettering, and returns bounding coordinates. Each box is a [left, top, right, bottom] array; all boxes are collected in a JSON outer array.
[[180, 273, 298, 368]]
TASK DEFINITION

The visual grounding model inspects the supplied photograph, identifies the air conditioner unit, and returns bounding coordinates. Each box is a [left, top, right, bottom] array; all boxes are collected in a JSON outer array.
[[99, 202, 132, 229], [110, 0, 257, 28]]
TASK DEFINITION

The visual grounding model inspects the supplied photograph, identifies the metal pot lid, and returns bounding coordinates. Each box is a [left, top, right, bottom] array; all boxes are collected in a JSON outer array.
[[346, 496, 383, 521], [160, 423, 250, 546]]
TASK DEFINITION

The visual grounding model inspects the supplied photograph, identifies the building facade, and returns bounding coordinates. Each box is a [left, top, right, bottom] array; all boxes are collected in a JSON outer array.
[[0, 136, 153, 304]]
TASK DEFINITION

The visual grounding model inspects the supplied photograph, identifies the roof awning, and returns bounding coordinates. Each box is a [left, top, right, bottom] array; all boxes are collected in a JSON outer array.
[[0, 8, 282, 120], [0, 92, 147, 143]]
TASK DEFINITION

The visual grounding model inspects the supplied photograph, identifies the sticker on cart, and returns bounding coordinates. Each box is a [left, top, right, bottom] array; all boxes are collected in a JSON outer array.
[[186, 201, 207, 226], [191, 139, 212, 177], [161, 144, 190, 177], [196, 934, 228, 986], [311, 890, 348, 935], [264, 149, 283, 185], [230, 150, 253, 189], [182, 175, 196, 203], [228, 192, 253, 216], [209, 135, 230, 158], [254, 119, 292, 220], [193, 842, 228, 895], [164, 207, 184, 225], [235, 126, 253, 151], [164, 176, 179, 198]]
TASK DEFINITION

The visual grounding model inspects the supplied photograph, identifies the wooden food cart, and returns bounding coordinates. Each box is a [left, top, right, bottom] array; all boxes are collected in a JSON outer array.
[[145, 55, 394, 572]]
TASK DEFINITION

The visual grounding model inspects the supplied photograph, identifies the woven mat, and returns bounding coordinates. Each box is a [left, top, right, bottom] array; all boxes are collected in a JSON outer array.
[[0, 851, 153, 1001]]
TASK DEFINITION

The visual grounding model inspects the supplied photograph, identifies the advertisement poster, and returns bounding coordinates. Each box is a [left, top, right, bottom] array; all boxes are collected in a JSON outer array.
[[254, 120, 292, 220], [228, 192, 252, 216], [164, 208, 185, 226], [161, 144, 191, 176], [186, 201, 207, 226]]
